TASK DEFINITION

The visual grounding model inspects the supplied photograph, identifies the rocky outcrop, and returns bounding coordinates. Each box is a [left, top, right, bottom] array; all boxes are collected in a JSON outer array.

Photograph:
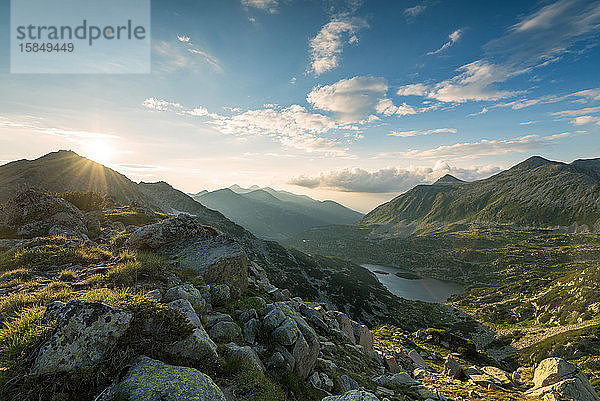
[[527, 357, 600, 401], [223, 343, 265, 373], [0, 190, 88, 238], [98, 356, 226, 401], [124, 214, 216, 251], [31, 301, 132, 375], [322, 390, 380, 401]]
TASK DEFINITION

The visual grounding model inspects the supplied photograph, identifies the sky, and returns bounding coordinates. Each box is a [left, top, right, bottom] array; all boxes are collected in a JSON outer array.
[[0, 0, 599, 212]]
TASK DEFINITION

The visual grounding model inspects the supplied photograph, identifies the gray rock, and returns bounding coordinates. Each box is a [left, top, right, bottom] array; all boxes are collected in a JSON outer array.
[[374, 372, 418, 387], [328, 311, 355, 344], [31, 301, 132, 375], [351, 321, 374, 354], [206, 312, 234, 328], [208, 321, 242, 342], [145, 289, 162, 301], [321, 372, 334, 392], [267, 351, 287, 370], [322, 390, 380, 401], [223, 343, 265, 373], [527, 358, 600, 401], [124, 214, 216, 251], [160, 234, 248, 293], [300, 304, 330, 332], [165, 327, 218, 362], [164, 284, 206, 315], [167, 299, 202, 329], [0, 190, 89, 238], [263, 307, 286, 333], [443, 354, 465, 380], [98, 356, 226, 401], [240, 308, 258, 323], [273, 317, 300, 346], [339, 374, 359, 392], [243, 318, 259, 344], [210, 283, 231, 306], [408, 349, 430, 370]]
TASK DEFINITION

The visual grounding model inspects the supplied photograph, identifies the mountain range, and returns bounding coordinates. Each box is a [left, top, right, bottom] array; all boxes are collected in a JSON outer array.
[[189, 185, 362, 240], [361, 156, 600, 230]]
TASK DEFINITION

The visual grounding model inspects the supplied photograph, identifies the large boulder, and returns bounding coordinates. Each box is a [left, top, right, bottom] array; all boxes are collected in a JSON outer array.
[[0, 190, 88, 238], [322, 390, 380, 401], [98, 356, 226, 401], [208, 321, 242, 343], [164, 284, 206, 315], [351, 321, 374, 354], [527, 358, 600, 401], [31, 301, 133, 375], [124, 214, 216, 251], [223, 343, 265, 373]]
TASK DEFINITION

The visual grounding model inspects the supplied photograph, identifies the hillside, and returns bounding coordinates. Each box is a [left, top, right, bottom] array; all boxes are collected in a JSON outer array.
[[0, 151, 454, 331], [362, 156, 600, 229], [191, 186, 362, 240]]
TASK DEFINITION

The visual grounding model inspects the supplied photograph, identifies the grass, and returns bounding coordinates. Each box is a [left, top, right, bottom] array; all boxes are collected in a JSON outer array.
[[107, 251, 169, 287], [103, 207, 167, 227], [0, 237, 111, 272]]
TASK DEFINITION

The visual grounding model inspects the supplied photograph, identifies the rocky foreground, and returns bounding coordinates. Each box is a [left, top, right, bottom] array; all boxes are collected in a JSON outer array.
[[0, 191, 598, 400]]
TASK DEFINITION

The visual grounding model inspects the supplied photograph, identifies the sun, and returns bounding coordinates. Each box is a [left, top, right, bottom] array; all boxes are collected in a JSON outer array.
[[82, 140, 114, 165]]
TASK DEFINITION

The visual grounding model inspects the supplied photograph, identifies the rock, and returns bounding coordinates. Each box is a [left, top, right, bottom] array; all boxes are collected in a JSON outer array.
[[408, 349, 430, 370], [322, 390, 380, 401], [481, 366, 512, 387], [384, 355, 400, 374], [374, 372, 418, 387], [263, 307, 286, 333], [273, 317, 300, 346], [328, 311, 356, 344], [339, 374, 359, 392], [208, 321, 242, 343], [309, 371, 322, 389], [145, 289, 162, 301], [275, 346, 296, 371], [292, 332, 317, 379], [0, 190, 89, 238], [223, 343, 265, 373], [243, 318, 259, 344], [463, 366, 483, 378], [210, 283, 231, 306], [321, 373, 334, 392], [164, 284, 206, 315], [206, 312, 234, 328], [98, 356, 226, 401], [443, 354, 465, 380], [300, 304, 330, 332], [267, 351, 287, 370], [352, 321, 374, 354], [165, 327, 218, 362], [124, 214, 216, 251], [239, 308, 258, 323], [469, 373, 502, 389], [167, 299, 202, 329], [31, 301, 132, 375], [159, 233, 248, 293], [527, 358, 600, 401]]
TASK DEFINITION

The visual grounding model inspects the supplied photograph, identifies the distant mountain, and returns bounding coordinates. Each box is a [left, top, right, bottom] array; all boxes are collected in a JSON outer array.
[[433, 174, 465, 185], [361, 156, 600, 229], [191, 185, 363, 240], [0, 150, 452, 329]]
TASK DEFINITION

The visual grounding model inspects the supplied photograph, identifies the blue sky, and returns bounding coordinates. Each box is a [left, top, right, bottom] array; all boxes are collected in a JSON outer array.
[[1, 0, 599, 211]]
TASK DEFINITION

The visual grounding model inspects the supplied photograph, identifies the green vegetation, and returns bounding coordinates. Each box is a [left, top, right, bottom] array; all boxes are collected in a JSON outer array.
[[54, 190, 106, 211], [0, 236, 111, 272], [103, 206, 167, 226], [107, 251, 170, 287]]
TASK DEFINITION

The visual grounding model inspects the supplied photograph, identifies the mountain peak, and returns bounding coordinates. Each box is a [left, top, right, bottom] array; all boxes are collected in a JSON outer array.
[[513, 156, 557, 171], [433, 174, 464, 185]]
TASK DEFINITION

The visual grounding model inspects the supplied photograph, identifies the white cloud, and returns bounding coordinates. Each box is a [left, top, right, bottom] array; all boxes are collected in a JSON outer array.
[[571, 88, 600, 101], [397, 84, 428, 96], [177, 35, 190, 43], [380, 135, 544, 159], [308, 17, 368, 75], [571, 115, 600, 126], [427, 29, 463, 55], [543, 131, 587, 140], [142, 99, 358, 155], [427, 60, 520, 103], [375, 99, 418, 116], [388, 128, 457, 137], [404, 3, 428, 19], [307, 76, 387, 121], [153, 39, 222, 73], [485, 0, 600, 67], [290, 77, 297, 85], [552, 106, 600, 117], [467, 107, 488, 117], [520, 120, 537, 125], [289, 161, 501, 193], [241, 0, 278, 13]]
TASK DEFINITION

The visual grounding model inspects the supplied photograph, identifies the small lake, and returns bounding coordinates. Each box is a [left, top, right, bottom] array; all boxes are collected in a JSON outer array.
[[362, 264, 465, 304]]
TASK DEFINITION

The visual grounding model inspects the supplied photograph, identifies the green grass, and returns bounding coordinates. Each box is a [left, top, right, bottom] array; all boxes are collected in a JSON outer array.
[[107, 251, 169, 287], [103, 207, 167, 227], [0, 237, 111, 272]]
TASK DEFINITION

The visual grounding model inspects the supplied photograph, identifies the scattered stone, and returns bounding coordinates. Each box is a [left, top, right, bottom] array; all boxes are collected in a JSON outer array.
[[527, 358, 600, 401], [339, 374, 359, 392], [408, 349, 430, 370], [243, 318, 259, 344], [208, 321, 242, 343], [374, 372, 418, 387], [165, 327, 218, 362], [322, 390, 380, 401], [223, 343, 265, 373], [481, 366, 512, 387], [210, 283, 231, 306], [31, 301, 132, 375], [164, 284, 206, 315], [167, 299, 202, 329], [352, 321, 375, 354], [384, 355, 400, 374], [443, 354, 465, 380], [97, 356, 226, 401]]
